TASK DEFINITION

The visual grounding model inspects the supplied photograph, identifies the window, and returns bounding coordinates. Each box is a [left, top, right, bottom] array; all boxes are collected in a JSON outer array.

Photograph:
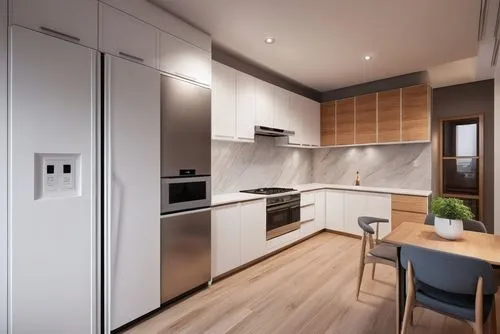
[[440, 116, 483, 219]]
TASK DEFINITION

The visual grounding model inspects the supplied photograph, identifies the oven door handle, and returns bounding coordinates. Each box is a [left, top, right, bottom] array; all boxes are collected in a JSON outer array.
[[267, 204, 292, 212]]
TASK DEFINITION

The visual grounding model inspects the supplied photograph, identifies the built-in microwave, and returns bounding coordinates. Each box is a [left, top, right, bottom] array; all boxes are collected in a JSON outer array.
[[161, 176, 211, 214]]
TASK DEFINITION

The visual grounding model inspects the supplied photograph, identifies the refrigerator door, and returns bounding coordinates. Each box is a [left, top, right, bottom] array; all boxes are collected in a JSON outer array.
[[161, 75, 211, 177], [104, 54, 161, 331], [161, 208, 211, 303]]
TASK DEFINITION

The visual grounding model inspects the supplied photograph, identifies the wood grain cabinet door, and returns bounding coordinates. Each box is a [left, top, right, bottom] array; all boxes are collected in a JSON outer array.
[[336, 97, 355, 145], [320, 102, 335, 146], [355, 93, 376, 144], [377, 89, 401, 143], [402, 84, 430, 141]]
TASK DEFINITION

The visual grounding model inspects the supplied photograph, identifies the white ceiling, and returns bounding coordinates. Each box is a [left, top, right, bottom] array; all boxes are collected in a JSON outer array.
[[151, 0, 480, 92]]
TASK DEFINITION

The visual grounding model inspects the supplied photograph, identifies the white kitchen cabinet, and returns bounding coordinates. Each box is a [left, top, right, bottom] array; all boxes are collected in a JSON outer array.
[[300, 220, 316, 237], [266, 229, 301, 253], [236, 71, 256, 142], [325, 190, 345, 232], [9, 26, 96, 333], [315, 191, 326, 231], [287, 93, 303, 145], [301, 205, 315, 223], [10, 0, 98, 49], [343, 191, 391, 237], [99, 2, 158, 68], [159, 31, 211, 86], [255, 79, 274, 128], [105, 55, 161, 330], [212, 204, 241, 277], [212, 61, 236, 140], [301, 191, 315, 206], [273, 86, 290, 130], [240, 200, 266, 263], [302, 98, 321, 146]]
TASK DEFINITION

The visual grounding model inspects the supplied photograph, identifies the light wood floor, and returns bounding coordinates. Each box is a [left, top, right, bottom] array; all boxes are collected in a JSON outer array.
[[125, 233, 500, 334]]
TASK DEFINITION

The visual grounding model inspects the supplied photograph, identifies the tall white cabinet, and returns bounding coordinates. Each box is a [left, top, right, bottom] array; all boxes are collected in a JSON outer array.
[[104, 55, 161, 331], [0, 0, 7, 332], [9, 26, 97, 333]]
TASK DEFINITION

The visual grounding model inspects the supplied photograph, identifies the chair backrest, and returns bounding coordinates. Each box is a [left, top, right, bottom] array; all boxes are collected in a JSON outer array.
[[424, 214, 435, 225], [400, 245, 496, 295], [463, 219, 487, 233], [425, 214, 487, 233]]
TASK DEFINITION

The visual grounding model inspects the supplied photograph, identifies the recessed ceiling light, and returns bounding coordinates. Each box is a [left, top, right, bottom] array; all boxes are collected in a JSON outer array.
[[364, 55, 372, 60], [265, 37, 275, 44]]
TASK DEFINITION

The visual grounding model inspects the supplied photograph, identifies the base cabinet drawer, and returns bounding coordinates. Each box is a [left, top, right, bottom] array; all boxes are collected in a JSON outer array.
[[266, 229, 301, 253], [392, 194, 429, 214], [300, 204, 315, 223], [391, 210, 426, 230], [300, 220, 315, 237]]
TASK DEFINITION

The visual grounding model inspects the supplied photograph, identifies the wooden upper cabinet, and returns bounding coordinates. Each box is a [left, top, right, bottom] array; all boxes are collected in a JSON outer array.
[[336, 98, 355, 145], [355, 93, 376, 144], [402, 85, 430, 141], [320, 102, 335, 146], [377, 89, 401, 143]]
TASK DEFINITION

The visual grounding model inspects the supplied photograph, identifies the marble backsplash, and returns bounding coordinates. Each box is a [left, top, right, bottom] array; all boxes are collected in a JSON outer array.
[[312, 143, 432, 190], [211, 136, 313, 194]]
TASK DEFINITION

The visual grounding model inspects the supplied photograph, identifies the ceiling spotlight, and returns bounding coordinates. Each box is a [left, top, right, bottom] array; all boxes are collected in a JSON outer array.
[[364, 55, 372, 60], [265, 37, 275, 44]]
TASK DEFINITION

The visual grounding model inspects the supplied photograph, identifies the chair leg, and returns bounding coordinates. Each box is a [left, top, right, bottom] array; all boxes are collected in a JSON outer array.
[[356, 234, 367, 300], [401, 261, 415, 334], [372, 263, 376, 280], [410, 308, 414, 327], [490, 298, 497, 334], [474, 277, 484, 334]]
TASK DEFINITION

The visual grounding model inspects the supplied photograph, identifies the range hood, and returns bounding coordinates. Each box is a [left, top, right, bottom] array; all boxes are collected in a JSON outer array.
[[254, 126, 295, 137]]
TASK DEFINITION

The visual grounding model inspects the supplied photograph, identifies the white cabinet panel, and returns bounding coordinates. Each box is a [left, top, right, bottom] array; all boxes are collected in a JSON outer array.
[[236, 72, 256, 141], [301, 205, 315, 223], [211, 61, 236, 140], [300, 220, 316, 237], [266, 229, 301, 253], [11, 0, 98, 48], [106, 55, 161, 330], [211, 204, 241, 277], [344, 191, 391, 237], [315, 191, 326, 231], [240, 200, 266, 263], [9, 26, 96, 333], [99, 3, 158, 68], [288, 93, 303, 145], [301, 192, 315, 206], [254, 79, 274, 127], [273, 86, 290, 130], [309, 100, 321, 146], [326, 190, 345, 232], [159, 31, 211, 86]]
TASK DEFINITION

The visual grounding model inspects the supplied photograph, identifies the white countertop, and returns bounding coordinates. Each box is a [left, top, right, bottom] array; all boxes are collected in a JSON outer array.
[[212, 183, 432, 206]]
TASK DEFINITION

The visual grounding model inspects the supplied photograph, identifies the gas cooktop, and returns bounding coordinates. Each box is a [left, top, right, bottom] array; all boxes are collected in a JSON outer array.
[[240, 187, 298, 195]]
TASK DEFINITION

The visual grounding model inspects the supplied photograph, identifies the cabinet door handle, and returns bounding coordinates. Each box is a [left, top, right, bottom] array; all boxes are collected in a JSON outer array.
[[40, 26, 81, 43], [118, 52, 144, 63], [174, 72, 197, 83]]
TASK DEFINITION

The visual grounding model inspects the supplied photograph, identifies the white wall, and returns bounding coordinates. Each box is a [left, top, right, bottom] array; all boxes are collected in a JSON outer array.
[[495, 69, 500, 235], [0, 0, 7, 332]]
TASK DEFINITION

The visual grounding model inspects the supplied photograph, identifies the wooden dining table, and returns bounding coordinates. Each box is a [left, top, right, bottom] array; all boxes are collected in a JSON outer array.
[[382, 222, 500, 333]]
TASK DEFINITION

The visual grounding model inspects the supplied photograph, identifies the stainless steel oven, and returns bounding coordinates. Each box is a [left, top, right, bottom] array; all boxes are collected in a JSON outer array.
[[161, 176, 211, 214], [266, 194, 301, 240]]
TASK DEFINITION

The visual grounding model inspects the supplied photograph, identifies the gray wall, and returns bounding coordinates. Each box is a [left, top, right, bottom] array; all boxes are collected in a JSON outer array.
[[212, 136, 313, 194], [321, 71, 429, 102], [313, 144, 431, 190], [432, 80, 494, 233]]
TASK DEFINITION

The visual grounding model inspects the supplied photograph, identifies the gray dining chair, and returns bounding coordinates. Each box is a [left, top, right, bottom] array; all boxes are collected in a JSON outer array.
[[424, 213, 487, 233], [356, 216, 397, 300], [400, 245, 497, 334]]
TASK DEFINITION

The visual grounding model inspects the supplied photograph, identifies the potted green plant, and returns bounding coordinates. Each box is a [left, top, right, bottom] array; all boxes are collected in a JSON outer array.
[[431, 197, 474, 240]]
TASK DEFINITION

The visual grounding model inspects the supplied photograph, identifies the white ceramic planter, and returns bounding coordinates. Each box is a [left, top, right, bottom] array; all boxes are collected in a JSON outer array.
[[434, 217, 464, 240]]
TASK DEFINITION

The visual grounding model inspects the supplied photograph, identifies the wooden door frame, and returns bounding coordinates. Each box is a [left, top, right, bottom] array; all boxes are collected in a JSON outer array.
[[438, 114, 484, 220]]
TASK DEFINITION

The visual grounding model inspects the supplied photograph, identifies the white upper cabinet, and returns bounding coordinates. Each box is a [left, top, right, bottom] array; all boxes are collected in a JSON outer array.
[[211, 61, 236, 140], [273, 86, 290, 130], [99, 3, 158, 68], [236, 72, 256, 141], [254, 79, 274, 128], [240, 200, 266, 263], [288, 93, 303, 145], [10, 0, 98, 49], [159, 31, 211, 86]]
